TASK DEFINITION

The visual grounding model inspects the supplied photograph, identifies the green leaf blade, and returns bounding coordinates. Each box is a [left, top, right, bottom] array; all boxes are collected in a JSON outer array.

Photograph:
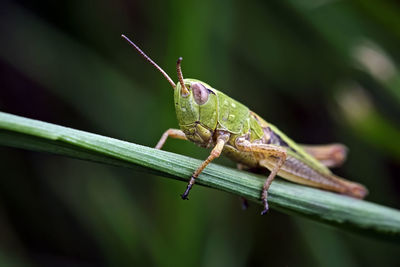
[[1, 111, 400, 242]]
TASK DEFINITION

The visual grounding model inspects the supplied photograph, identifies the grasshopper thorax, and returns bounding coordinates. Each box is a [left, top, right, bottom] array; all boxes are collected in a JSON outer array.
[[174, 79, 218, 147]]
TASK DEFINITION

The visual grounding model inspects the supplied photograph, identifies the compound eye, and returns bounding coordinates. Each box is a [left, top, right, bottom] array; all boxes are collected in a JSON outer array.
[[192, 82, 209, 105]]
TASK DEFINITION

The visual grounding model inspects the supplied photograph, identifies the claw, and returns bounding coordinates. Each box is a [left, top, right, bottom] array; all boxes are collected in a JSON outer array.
[[260, 200, 269, 215], [181, 183, 193, 200]]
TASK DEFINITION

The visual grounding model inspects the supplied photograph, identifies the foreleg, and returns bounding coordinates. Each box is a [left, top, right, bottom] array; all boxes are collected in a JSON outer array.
[[155, 128, 187, 150]]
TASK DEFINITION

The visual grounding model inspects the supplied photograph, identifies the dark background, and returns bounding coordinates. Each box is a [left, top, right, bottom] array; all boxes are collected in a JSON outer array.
[[1, 0, 400, 266]]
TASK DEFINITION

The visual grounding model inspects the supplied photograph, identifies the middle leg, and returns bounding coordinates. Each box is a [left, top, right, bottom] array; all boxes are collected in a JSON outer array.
[[235, 138, 287, 215]]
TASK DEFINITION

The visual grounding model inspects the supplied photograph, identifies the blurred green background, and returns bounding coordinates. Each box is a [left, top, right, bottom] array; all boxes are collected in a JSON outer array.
[[1, 0, 400, 266]]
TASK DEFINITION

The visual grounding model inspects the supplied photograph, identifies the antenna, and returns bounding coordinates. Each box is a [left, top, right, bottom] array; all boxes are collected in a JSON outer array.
[[177, 57, 189, 95], [121, 34, 176, 89]]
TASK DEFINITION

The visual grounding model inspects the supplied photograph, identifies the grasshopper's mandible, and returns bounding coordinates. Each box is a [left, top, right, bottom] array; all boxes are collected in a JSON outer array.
[[122, 34, 368, 215]]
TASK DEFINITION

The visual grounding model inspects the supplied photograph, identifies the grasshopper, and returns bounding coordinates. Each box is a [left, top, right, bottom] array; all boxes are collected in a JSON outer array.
[[122, 35, 368, 215]]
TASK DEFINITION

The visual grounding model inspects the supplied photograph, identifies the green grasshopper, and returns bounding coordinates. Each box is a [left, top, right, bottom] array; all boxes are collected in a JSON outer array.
[[122, 34, 368, 215]]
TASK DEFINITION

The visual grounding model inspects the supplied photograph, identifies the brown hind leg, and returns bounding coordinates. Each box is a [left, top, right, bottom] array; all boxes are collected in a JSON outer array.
[[301, 143, 347, 168]]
